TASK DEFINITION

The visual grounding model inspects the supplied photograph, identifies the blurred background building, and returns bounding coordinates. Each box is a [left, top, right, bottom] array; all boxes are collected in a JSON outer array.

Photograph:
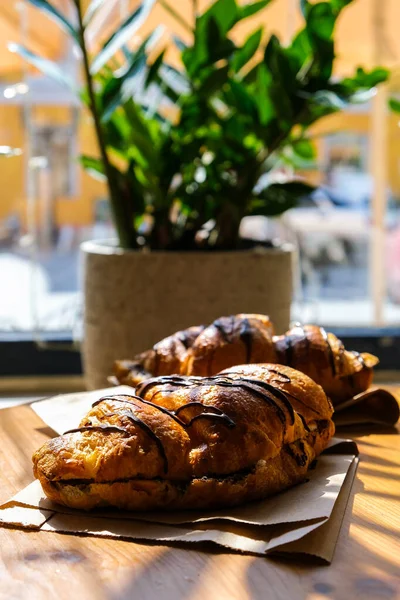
[[1, 0, 400, 336]]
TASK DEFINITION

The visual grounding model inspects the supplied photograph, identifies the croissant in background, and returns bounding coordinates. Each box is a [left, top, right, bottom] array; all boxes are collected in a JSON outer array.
[[33, 364, 334, 511], [113, 314, 379, 405]]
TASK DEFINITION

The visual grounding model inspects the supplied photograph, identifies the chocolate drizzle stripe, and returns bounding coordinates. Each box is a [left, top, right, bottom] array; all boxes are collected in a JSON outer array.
[[109, 410, 169, 474], [284, 334, 294, 365], [174, 401, 235, 427], [186, 413, 236, 427], [213, 318, 230, 343], [320, 327, 336, 376], [177, 331, 192, 349], [265, 369, 291, 383], [237, 378, 295, 425], [93, 392, 237, 433], [138, 375, 292, 427], [93, 395, 185, 427], [239, 318, 253, 363], [221, 371, 321, 417], [64, 424, 129, 435], [136, 375, 199, 397], [298, 413, 311, 432]]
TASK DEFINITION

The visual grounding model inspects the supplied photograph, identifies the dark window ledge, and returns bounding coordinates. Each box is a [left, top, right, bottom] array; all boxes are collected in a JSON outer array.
[[1, 327, 400, 376]]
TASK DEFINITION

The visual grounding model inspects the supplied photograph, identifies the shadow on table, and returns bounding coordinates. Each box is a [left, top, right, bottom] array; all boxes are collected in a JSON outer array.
[[108, 545, 213, 600], [246, 469, 399, 600]]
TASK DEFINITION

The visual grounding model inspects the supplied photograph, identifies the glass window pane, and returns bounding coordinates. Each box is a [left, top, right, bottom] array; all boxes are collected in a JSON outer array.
[[1, 0, 399, 343]]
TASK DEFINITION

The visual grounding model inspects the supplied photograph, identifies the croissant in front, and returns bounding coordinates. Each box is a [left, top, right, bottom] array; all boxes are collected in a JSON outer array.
[[113, 314, 378, 405], [33, 365, 334, 511]]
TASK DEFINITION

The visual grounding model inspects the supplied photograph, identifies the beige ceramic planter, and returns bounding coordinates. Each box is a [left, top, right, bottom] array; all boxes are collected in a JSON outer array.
[[81, 240, 294, 389]]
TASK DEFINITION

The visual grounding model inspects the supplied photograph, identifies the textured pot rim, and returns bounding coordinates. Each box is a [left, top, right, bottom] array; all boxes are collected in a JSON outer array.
[[81, 239, 295, 256]]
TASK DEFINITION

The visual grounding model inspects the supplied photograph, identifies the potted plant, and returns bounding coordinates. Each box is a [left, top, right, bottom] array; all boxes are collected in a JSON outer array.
[[16, 0, 389, 388]]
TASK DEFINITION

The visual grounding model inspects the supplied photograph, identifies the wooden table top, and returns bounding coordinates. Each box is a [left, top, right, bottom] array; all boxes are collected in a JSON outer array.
[[1, 392, 400, 600]]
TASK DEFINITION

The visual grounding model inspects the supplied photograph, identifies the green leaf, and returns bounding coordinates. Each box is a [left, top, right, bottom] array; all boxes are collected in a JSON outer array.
[[254, 63, 275, 125], [292, 138, 316, 160], [123, 100, 159, 161], [307, 89, 346, 109], [101, 56, 147, 121], [307, 3, 335, 40], [206, 17, 236, 63], [289, 29, 312, 66], [389, 98, 400, 113], [264, 35, 297, 93], [198, 65, 230, 95], [263, 37, 296, 120], [305, 3, 336, 81], [145, 48, 166, 87], [182, 1, 237, 77], [225, 78, 259, 118], [238, 0, 273, 19], [173, 36, 188, 52], [231, 27, 263, 72], [24, 0, 78, 41], [83, 0, 107, 27], [202, 0, 238, 35], [242, 62, 260, 84], [300, 0, 310, 17], [100, 27, 163, 121], [9, 44, 77, 93], [250, 181, 315, 217], [80, 155, 106, 181], [331, 0, 354, 15], [343, 66, 389, 89], [90, 0, 156, 74]]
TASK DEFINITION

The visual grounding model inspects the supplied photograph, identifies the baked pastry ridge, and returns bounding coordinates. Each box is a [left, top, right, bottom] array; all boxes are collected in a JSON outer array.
[[113, 315, 378, 405], [33, 365, 334, 511]]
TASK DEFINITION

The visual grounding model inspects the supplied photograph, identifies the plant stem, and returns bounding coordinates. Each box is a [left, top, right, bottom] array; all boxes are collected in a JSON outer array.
[[74, 0, 135, 249], [255, 106, 309, 176]]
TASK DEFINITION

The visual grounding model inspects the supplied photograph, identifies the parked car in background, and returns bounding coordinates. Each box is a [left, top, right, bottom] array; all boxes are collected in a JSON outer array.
[[281, 181, 400, 301]]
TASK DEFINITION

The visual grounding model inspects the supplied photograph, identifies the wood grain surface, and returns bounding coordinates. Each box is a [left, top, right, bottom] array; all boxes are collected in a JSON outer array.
[[0, 392, 400, 600]]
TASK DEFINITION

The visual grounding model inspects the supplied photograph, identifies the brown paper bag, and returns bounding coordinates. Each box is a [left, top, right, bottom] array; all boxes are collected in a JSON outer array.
[[31, 385, 135, 435], [0, 439, 358, 564], [333, 387, 400, 427]]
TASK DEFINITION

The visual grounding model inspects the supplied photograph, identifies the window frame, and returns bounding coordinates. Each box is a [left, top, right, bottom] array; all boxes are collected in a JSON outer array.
[[1, 328, 399, 377]]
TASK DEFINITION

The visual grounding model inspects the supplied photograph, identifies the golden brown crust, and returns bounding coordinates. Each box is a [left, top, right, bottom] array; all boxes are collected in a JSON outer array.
[[113, 325, 205, 387], [181, 314, 276, 376], [274, 324, 379, 404], [35, 437, 318, 511], [33, 366, 334, 511], [112, 360, 151, 387], [111, 315, 378, 405], [219, 364, 333, 423]]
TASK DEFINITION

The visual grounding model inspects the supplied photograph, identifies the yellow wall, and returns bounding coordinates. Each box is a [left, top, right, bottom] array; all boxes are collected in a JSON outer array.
[[0, 104, 106, 231], [0, 105, 24, 222]]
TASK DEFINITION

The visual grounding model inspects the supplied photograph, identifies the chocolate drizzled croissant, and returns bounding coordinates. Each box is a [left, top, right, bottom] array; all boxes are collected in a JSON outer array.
[[113, 314, 378, 405], [33, 364, 334, 511]]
